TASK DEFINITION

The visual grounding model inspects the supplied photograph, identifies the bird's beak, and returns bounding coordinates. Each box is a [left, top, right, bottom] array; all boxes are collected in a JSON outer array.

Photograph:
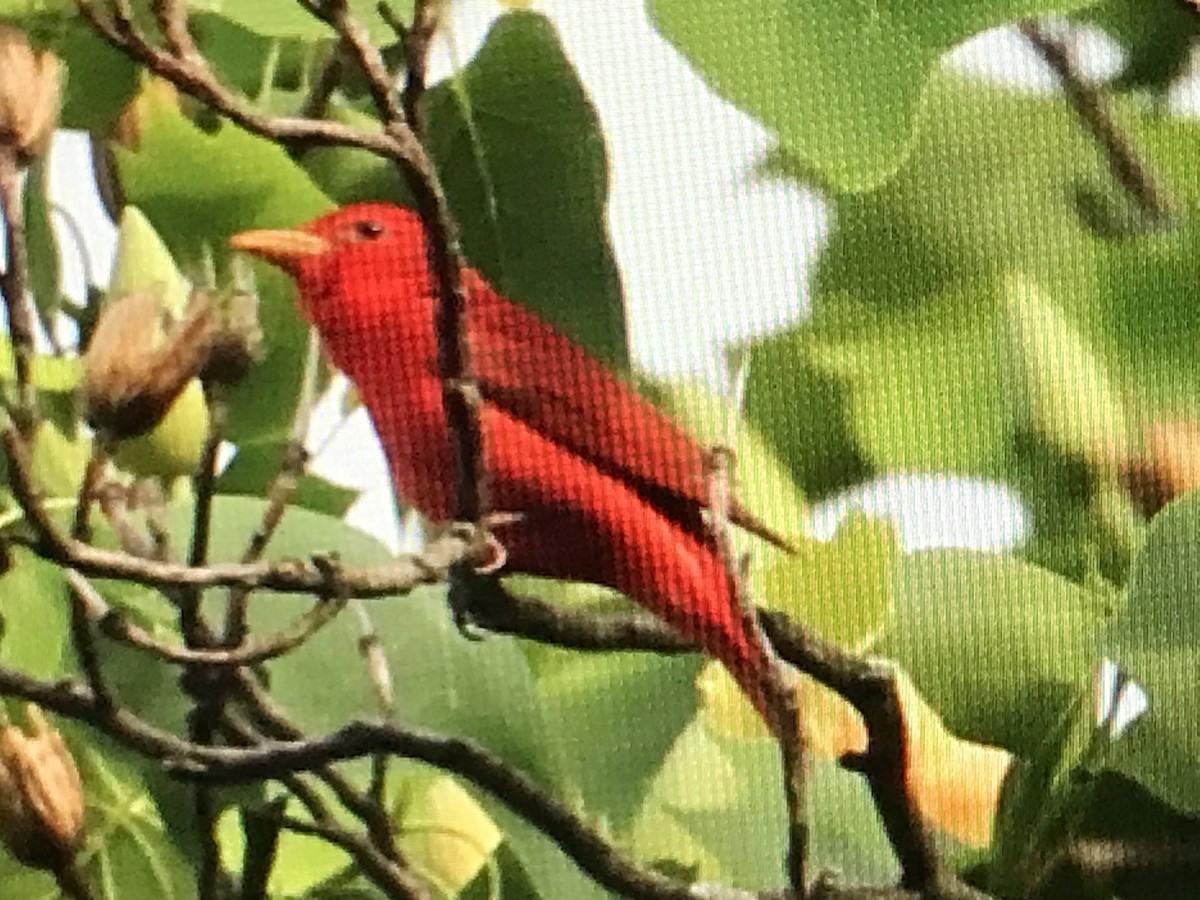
[[229, 228, 330, 275]]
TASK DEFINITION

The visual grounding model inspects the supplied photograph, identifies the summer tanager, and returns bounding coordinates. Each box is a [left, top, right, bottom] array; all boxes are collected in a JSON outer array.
[[231, 204, 791, 726]]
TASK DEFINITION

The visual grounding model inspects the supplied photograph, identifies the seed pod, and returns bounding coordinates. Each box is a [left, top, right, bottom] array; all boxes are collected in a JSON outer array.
[[0, 705, 84, 872], [82, 289, 217, 441], [0, 28, 61, 166]]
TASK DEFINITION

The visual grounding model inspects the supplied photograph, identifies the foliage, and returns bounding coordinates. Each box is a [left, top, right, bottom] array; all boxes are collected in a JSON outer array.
[[0, 0, 1196, 898]]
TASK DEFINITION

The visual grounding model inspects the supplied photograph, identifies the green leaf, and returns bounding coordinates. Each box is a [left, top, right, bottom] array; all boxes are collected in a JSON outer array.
[[427, 12, 626, 365], [1005, 274, 1129, 463], [1103, 493, 1200, 813], [1082, 0, 1200, 93], [649, 0, 1104, 192], [0, 343, 80, 393], [0, 549, 69, 681], [804, 284, 1014, 474], [630, 721, 895, 887], [527, 645, 699, 831], [759, 512, 897, 648], [217, 442, 359, 517], [306, 12, 628, 365], [773, 73, 1105, 308], [878, 550, 1111, 754], [22, 419, 90, 500], [646, 379, 807, 543], [394, 772, 503, 897], [73, 734, 198, 899], [113, 86, 333, 442], [217, 802, 352, 898], [1115, 493, 1200, 651], [744, 331, 867, 501], [109, 206, 190, 315], [23, 159, 61, 319]]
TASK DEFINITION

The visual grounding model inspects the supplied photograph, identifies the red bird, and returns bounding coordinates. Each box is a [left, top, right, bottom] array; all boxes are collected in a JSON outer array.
[[231, 204, 791, 727]]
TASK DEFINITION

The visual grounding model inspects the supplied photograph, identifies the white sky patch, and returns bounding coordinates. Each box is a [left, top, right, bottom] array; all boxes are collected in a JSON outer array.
[[811, 474, 1030, 554]]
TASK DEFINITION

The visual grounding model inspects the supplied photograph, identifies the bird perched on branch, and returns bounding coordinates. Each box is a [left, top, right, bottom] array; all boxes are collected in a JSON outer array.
[[231, 203, 792, 728]]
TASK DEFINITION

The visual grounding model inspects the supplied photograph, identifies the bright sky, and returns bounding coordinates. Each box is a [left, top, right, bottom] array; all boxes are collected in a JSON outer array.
[[46, 2, 1159, 553]]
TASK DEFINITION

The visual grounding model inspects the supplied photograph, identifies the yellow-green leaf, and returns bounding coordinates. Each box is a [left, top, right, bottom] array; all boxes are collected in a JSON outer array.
[[1006, 274, 1129, 465], [758, 512, 898, 649], [109, 206, 190, 317]]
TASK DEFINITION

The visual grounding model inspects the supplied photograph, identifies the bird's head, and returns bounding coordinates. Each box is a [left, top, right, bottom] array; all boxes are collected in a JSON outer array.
[[230, 203, 432, 333]]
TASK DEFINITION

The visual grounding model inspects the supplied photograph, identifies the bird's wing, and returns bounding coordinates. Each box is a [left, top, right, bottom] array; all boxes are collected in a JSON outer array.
[[464, 270, 794, 553]]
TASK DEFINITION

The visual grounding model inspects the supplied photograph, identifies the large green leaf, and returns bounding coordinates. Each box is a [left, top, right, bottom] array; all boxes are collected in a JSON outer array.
[[527, 645, 699, 832], [759, 513, 897, 649], [0, 549, 70, 683], [743, 331, 867, 501], [305, 12, 628, 365], [649, 0, 1104, 192], [879, 550, 1112, 755], [774, 74, 1106, 308], [1105, 494, 1200, 814], [748, 281, 1015, 487], [427, 12, 625, 365], [630, 721, 895, 888]]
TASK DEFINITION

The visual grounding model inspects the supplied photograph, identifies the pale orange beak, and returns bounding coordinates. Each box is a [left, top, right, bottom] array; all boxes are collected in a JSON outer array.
[[229, 228, 330, 275]]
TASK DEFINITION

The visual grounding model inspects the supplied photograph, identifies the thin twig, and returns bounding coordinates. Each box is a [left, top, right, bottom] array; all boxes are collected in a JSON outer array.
[[224, 328, 321, 646], [280, 815, 429, 900], [188, 389, 227, 571], [709, 348, 807, 896], [300, 0, 489, 527], [229, 672, 404, 863], [65, 572, 115, 711], [398, 0, 442, 130], [68, 568, 348, 666], [177, 721, 759, 900], [71, 441, 109, 543], [238, 798, 287, 900], [0, 149, 38, 434], [759, 613, 946, 894], [1020, 19, 1171, 220]]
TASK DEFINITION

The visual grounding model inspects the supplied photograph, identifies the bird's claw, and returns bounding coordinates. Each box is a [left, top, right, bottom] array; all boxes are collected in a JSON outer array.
[[451, 603, 487, 642], [470, 531, 508, 575]]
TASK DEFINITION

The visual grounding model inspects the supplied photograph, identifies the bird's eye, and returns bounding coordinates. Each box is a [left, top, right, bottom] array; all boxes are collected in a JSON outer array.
[[354, 219, 385, 240]]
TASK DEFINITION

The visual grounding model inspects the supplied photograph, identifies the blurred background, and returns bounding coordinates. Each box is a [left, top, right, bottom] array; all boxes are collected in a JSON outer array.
[[41, 0, 1192, 553]]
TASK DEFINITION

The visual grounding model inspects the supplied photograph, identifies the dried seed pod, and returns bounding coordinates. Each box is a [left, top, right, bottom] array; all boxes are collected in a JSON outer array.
[[82, 289, 217, 440], [0, 705, 84, 872], [0, 28, 61, 166], [200, 288, 264, 388]]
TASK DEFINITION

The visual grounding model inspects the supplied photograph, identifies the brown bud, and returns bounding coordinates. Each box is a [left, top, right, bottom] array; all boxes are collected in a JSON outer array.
[[0, 28, 61, 166], [83, 289, 218, 440], [0, 706, 84, 871], [199, 289, 264, 388]]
